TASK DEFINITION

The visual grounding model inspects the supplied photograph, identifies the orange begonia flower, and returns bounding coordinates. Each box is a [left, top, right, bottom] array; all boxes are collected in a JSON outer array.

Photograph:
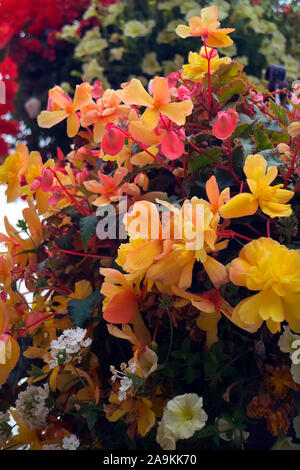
[[219, 154, 294, 219], [38, 83, 93, 138], [117, 76, 193, 129], [175, 6, 235, 48], [100, 268, 139, 324], [80, 89, 130, 143]]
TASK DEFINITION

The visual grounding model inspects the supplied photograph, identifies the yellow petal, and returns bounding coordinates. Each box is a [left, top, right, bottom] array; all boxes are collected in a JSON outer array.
[[258, 289, 284, 322], [219, 193, 259, 219], [159, 100, 193, 126], [117, 79, 153, 107], [126, 240, 162, 271], [141, 108, 160, 129], [37, 110, 68, 129], [260, 201, 292, 218], [175, 24, 191, 38]]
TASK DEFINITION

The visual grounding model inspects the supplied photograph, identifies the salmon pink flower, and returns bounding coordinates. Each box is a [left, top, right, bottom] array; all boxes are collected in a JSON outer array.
[[83, 167, 128, 206], [212, 108, 239, 140], [161, 131, 184, 160], [175, 6, 235, 48], [101, 126, 125, 156]]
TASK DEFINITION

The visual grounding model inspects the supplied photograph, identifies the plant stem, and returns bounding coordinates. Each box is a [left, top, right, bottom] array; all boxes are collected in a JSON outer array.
[[203, 41, 212, 121]]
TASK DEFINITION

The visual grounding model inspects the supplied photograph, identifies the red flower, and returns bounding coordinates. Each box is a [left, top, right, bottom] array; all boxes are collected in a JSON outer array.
[[212, 108, 239, 140]]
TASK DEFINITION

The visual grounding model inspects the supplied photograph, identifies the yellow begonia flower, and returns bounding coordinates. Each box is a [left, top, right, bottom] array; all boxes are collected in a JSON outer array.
[[182, 47, 231, 82], [117, 76, 193, 129], [175, 6, 234, 48], [230, 237, 300, 334], [219, 154, 294, 219], [0, 142, 28, 202]]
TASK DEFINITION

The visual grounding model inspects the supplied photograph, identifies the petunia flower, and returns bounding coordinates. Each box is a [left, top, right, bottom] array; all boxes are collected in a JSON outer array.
[[175, 6, 235, 48], [157, 394, 208, 450], [117, 76, 193, 129], [37, 83, 93, 138], [219, 154, 294, 219]]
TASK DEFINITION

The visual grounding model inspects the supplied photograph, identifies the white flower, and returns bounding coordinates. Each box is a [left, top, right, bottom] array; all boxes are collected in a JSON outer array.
[[156, 393, 208, 450], [123, 21, 148, 38], [62, 434, 80, 450], [15, 384, 49, 430], [156, 419, 177, 450], [49, 328, 91, 369]]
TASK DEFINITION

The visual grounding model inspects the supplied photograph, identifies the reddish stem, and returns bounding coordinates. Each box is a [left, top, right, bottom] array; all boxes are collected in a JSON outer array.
[[203, 41, 212, 121], [284, 140, 300, 188], [114, 126, 172, 171], [53, 170, 89, 216], [216, 230, 253, 242], [55, 245, 113, 259]]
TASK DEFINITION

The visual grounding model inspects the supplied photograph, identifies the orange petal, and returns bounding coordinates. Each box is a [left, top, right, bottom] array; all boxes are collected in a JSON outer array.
[[206, 30, 234, 48], [152, 77, 170, 105], [103, 289, 138, 323], [67, 112, 80, 138], [202, 255, 229, 288], [206, 175, 219, 210]]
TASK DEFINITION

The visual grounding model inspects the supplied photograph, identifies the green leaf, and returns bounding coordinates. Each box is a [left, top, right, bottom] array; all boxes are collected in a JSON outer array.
[[253, 124, 272, 151], [205, 61, 245, 89], [231, 120, 257, 140], [27, 365, 45, 378], [234, 138, 255, 160], [189, 147, 223, 172], [269, 100, 288, 127], [217, 78, 248, 104], [68, 289, 101, 328], [80, 215, 98, 251]]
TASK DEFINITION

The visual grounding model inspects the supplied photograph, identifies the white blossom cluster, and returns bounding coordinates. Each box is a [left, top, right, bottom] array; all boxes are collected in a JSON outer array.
[[49, 327, 92, 369], [110, 360, 136, 402], [0, 411, 12, 447], [15, 384, 50, 430]]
